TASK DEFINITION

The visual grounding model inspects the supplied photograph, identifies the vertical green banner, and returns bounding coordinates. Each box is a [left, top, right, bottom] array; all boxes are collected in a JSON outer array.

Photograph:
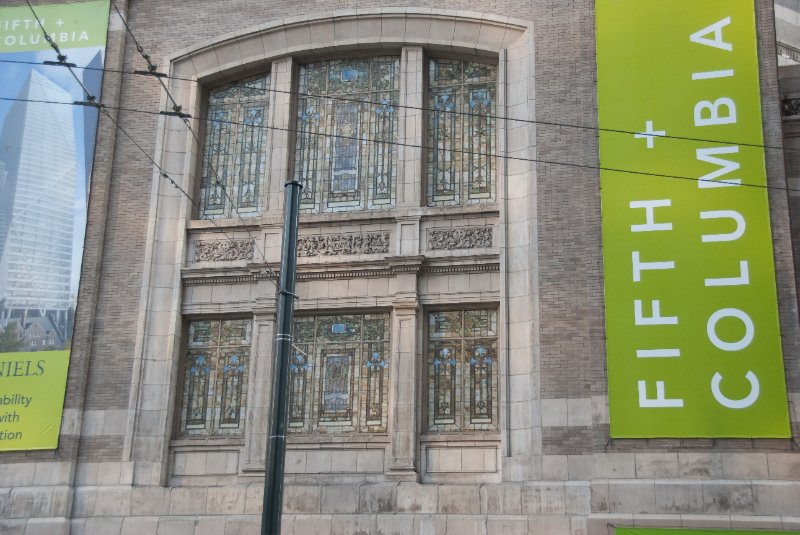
[[596, 0, 790, 437], [0, 1, 109, 451]]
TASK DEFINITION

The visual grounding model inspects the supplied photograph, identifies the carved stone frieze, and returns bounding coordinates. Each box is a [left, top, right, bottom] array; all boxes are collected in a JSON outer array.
[[428, 227, 493, 250], [194, 239, 255, 262], [297, 232, 390, 257]]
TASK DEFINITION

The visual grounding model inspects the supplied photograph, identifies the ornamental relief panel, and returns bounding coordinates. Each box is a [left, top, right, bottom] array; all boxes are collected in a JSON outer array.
[[427, 227, 493, 251], [194, 239, 255, 262], [297, 232, 391, 257]]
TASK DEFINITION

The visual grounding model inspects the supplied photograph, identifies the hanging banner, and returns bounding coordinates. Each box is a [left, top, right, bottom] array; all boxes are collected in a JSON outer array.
[[0, 0, 109, 451], [596, 0, 791, 437]]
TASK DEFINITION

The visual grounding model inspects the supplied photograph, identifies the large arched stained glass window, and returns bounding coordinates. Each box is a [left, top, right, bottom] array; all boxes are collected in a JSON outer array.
[[294, 57, 400, 213], [199, 74, 271, 219], [427, 59, 497, 206]]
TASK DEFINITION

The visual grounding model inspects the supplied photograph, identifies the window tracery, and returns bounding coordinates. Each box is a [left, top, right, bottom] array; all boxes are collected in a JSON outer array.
[[179, 319, 252, 436], [427, 309, 498, 432], [294, 57, 399, 213], [427, 59, 497, 206], [288, 313, 391, 433], [199, 74, 271, 219]]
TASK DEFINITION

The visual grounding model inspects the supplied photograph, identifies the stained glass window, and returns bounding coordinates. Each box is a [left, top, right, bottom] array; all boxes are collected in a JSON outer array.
[[427, 309, 498, 432], [199, 74, 270, 219], [427, 59, 497, 206], [294, 58, 399, 213], [289, 313, 390, 434], [179, 318, 252, 436]]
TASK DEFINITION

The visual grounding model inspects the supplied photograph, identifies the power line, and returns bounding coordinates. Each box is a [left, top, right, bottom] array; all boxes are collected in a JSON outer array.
[[2, 94, 796, 195], [1, 56, 796, 155], [109, 0, 275, 275], [17, 4, 281, 295]]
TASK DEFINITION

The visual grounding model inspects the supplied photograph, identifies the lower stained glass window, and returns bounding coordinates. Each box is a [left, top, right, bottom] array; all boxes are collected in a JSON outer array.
[[427, 309, 498, 432], [289, 313, 390, 434], [179, 318, 252, 436]]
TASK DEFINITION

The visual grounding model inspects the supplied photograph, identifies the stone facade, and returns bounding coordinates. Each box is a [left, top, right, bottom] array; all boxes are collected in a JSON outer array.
[[1, 1, 799, 535]]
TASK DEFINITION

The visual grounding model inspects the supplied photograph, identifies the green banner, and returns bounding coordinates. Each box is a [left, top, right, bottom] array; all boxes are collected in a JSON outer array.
[[617, 529, 800, 535], [0, 351, 70, 450], [597, 0, 790, 437], [0, 1, 109, 451], [0, 1, 109, 53]]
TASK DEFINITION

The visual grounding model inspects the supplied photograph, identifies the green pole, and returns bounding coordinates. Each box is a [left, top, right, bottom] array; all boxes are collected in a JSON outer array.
[[262, 180, 302, 534]]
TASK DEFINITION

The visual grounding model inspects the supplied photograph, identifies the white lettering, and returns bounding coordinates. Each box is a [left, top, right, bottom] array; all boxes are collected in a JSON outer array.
[[696, 146, 741, 188], [694, 97, 737, 126], [707, 308, 754, 351], [705, 260, 749, 287], [632, 251, 675, 282], [700, 210, 745, 242], [711, 371, 760, 409], [636, 349, 681, 358], [692, 69, 735, 80], [634, 299, 678, 325], [638, 380, 684, 408], [630, 199, 673, 232], [690, 17, 733, 51]]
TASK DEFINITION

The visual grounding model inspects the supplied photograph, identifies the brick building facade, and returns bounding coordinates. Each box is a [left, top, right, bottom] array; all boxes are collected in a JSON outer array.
[[1, 0, 799, 534]]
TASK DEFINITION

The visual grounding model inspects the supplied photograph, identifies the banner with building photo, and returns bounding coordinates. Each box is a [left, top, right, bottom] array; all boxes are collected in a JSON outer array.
[[596, 0, 791, 437], [0, 0, 109, 451]]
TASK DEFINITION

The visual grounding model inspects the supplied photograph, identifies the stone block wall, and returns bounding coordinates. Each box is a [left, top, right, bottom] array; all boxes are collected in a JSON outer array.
[[0, 0, 798, 534]]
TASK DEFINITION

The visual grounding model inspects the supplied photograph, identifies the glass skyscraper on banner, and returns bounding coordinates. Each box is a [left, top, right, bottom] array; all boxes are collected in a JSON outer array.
[[0, 69, 77, 346]]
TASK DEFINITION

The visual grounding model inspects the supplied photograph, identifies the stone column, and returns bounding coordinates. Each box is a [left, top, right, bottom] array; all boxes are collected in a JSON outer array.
[[398, 46, 424, 208], [241, 304, 276, 472], [266, 56, 295, 214], [386, 256, 423, 481]]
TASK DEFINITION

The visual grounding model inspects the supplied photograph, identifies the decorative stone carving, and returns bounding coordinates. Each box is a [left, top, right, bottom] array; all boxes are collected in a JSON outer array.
[[428, 227, 493, 250], [194, 239, 254, 262], [297, 232, 390, 257]]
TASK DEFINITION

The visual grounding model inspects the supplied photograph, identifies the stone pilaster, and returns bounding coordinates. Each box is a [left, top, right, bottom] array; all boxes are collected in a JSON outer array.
[[398, 46, 424, 208], [386, 256, 423, 481], [241, 305, 276, 472]]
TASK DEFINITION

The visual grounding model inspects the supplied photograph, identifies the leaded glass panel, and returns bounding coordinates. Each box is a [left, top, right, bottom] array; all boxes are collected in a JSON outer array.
[[427, 309, 498, 432], [427, 59, 497, 206], [199, 74, 270, 219], [288, 312, 390, 434], [179, 319, 252, 436], [295, 58, 399, 213]]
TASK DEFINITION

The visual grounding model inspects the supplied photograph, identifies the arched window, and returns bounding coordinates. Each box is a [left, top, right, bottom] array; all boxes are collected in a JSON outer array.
[[294, 57, 400, 213], [198, 73, 271, 219], [427, 58, 497, 206]]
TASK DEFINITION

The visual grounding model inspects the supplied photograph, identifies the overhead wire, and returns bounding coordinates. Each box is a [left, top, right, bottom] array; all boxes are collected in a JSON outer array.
[[19, 1, 279, 291], [0, 56, 797, 155], [2, 94, 798, 195], [108, 0, 278, 286]]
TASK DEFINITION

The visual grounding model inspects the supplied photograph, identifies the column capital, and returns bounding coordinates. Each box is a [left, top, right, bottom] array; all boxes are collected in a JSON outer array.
[[386, 255, 425, 274], [392, 295, 419, 314]]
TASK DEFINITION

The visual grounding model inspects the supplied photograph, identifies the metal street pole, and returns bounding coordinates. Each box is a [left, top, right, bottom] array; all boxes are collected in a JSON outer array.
[[262, 180, 303, 535]]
